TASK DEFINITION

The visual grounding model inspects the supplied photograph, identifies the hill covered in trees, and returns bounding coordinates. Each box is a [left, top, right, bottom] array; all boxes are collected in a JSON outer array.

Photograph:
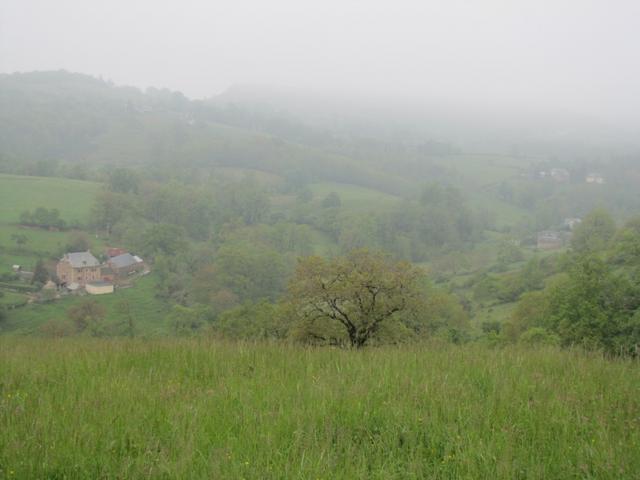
[[2, 71, 640, 352]]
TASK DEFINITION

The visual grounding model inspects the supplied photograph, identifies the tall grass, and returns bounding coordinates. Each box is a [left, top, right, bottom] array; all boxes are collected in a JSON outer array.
[[1, 339, 638, 479]]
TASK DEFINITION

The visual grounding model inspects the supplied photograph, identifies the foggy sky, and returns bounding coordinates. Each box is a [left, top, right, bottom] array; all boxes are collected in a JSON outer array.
[[2, 0, 640, 121]]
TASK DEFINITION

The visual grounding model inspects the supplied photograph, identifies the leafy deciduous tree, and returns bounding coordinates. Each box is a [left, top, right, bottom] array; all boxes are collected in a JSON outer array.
[[571, 208, 616, 255], [287, 249, 425, 348], [68, 300, 107, 335], [31, 259, 49, 285]]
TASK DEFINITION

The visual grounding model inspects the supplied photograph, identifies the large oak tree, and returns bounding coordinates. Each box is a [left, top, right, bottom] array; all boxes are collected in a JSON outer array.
[[287, 249, 425, 348]]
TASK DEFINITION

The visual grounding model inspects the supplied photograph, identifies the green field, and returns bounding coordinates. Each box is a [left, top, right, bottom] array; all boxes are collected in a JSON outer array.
[[0, 174, 103, 273], [0, 291, 28, 307], [4, 274, 168, 336], [0, 174, 100, 224], [0, 252, 37, 274], [0, 225, 83, 256], [441, 154, 524, 187], [0, 340, 638, 479]]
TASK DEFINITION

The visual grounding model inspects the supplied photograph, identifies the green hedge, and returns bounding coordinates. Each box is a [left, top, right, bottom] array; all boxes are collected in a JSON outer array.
[[0, 282, 38, 292]]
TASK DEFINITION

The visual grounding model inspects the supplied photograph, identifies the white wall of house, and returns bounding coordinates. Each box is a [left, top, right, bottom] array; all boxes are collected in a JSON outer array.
[[86, 283, 114, 295]]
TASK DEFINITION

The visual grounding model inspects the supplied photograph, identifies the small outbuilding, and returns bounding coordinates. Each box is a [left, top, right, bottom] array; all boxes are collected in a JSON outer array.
[[86, 281, 114, 295], [586, 173, 605, 184], [107, 253, 145, 278]]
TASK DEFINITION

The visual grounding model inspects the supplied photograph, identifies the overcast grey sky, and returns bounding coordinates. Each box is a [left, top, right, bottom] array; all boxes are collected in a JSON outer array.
[[1, 0, 639, 120]]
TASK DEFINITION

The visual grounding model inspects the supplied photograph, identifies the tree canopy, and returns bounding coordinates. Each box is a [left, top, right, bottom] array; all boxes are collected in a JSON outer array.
[[287, 249, 425, 347]]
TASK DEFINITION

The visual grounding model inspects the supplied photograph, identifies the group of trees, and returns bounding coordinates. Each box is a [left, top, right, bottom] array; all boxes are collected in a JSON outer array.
[[19, 207, 66, 229], [91, 176, 272, 245], [287, 250, 426, 347], [496, 167, 640, 235], [89, 167, 485, 310], [287, 183, 484, 262], [504, 209, 640, 355], [71, 163, 488, 347], [161, 249, 467, 347]]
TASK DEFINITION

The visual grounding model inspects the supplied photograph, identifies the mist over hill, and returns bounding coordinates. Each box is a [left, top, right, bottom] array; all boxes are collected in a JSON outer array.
[[3, 70, 638, 200], [0, 71, 417, 194], [212, 83, 640, 155]]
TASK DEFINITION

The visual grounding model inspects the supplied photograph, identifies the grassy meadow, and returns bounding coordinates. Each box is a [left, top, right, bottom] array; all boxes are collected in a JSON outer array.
[[0, 174, 99, 225], [1, 340, 638, 479], [0, 174, 103, 274]]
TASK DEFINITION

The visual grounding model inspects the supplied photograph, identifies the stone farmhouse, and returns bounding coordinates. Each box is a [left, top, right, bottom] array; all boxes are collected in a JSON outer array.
[[56, 249, 145, 292], [586, 173, 605, 184], [56, 251, 102, 287], [550, 168, 570, 183], [537, 231, 563, 250]]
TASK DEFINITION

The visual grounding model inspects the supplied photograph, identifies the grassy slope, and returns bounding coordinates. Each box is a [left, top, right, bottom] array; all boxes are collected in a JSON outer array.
[[0, 174, 103, 273], [0, 174, 100, 224], [4, 274, 168, 336], [436, 154, 531, 229], [0, 340, 638, 479], [0, 225, 89, 257], [0, 291, 28, 307]]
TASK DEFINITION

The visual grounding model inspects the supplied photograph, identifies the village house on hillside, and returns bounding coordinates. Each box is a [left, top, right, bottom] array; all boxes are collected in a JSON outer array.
[[56, 251, 101, 286], [564, 217, 582, 230], [55, 248, 146, 294], [550, 168, 570, 183], [586, 173, 605, 184], [537, 231, 563, 250]]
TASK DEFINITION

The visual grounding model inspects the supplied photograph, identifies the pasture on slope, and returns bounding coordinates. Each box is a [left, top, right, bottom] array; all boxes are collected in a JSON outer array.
[[0, 174, 99, 225], [0, 339, 638, 479], [0, 174, 101, 261]]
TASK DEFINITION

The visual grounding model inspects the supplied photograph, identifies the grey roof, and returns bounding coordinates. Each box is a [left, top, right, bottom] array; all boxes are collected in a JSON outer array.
[[109, 253, 142, 269], [65, 251, 100, 268]]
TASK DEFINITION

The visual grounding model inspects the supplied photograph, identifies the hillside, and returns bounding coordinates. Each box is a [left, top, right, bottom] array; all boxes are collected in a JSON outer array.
[[0, 71, 411, 195], [0, 174, 99, 224], [0, 174, 103, 310], [2, 72, 640, 343], [0, 174, 103, 275]]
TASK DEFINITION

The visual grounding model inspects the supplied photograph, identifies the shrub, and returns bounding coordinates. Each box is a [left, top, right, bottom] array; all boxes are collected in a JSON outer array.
[[519, 327, 560, 347]]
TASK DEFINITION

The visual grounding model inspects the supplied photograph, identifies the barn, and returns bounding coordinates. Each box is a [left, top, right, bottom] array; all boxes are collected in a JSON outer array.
[[107, 253, 145, 278]]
